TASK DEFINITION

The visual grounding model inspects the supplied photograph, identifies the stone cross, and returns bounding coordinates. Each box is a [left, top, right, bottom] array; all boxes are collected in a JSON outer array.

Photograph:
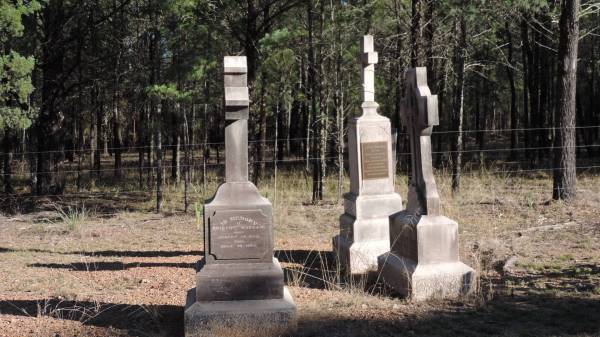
[[400, 67, 441, 216], [333, 35, 403, 276], [360, 35, 378, 103], [224, 56, 250, 183]]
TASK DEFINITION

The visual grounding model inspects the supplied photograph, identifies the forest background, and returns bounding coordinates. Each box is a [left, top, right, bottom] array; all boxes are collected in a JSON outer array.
[[1, 0, 599, 211]]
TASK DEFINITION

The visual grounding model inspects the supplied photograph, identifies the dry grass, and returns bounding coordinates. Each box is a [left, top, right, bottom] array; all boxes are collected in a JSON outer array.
[[0, 168, 599, 336]]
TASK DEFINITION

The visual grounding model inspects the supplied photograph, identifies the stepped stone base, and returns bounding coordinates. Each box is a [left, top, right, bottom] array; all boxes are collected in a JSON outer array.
[[184, 287, 297, 337], [196, 258, 284, 301], [333, 234, 389, 275], [334, 193, 402, 275], [378, 253, 475, 301]]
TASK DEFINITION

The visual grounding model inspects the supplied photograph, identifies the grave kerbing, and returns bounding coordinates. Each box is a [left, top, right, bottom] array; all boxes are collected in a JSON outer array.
[[377, 67, 475, 301], [333, 35, 404, 276], [184, 56, 296, 337]]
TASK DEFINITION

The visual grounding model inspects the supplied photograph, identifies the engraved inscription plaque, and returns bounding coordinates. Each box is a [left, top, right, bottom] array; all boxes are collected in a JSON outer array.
[[209, 210, 269, 260], [361, 141, 389, 180]]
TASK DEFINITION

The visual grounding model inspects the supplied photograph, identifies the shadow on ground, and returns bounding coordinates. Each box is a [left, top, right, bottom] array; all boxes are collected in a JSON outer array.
[[6, 246, 600, 296], [0, 298, 181, 337], [0, 192, 152, 216], [4, 247, 337, 286], [29, 261, 197, 271], [297, 294, 600, 337], [1, 295, 600, 337]]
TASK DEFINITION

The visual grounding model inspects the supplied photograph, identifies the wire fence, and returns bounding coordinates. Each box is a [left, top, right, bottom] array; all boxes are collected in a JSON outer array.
[[2, 125, 598, 157], [0, 126, 598, 211]]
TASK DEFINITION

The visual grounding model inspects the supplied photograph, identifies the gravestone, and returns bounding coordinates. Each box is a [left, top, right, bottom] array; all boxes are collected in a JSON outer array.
[[378, 67, 475, 301], [333, 35, 403, 276], [184, 56, 296, 337]]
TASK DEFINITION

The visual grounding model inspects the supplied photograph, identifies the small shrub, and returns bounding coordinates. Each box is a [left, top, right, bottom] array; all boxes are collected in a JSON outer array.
[[56, 204, 88, 233]]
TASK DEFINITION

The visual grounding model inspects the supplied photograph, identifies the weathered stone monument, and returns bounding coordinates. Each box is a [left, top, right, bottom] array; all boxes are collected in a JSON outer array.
[[378, 67, 475, 301], [185, 56, 296, 337], [333, 35, 403, 276]]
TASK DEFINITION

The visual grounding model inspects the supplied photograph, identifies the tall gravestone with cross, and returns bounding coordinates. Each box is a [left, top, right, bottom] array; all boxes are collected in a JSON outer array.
[[378, 67, 475, 301], [184, 56, 296, 337], [333, 35, 403, 276]]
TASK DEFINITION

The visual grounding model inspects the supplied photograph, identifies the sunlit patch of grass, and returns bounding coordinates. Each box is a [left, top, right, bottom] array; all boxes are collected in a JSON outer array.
[[558, 254, 574, 262], [55, 204, 89, 233]]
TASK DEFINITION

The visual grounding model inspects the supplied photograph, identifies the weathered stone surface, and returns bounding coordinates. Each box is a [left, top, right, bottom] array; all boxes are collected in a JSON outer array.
[[347, 114, 396, 196], [225, 120, 248, 182], [203, 182, 273, 265], [208, 209, 269, 261], [224, 57, 249, 120], [186, 56, 296, 336], [333, 35, 403, 276], [224, 86, 249, 106], [378, 252, 475, 301], [196, 258, 284, 301], [185, 288, 297, 337], [360, 35, 377, 102], [378, 67, 474, 301]]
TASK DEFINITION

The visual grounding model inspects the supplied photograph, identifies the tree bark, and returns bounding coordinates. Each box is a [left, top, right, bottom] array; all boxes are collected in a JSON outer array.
[[423, 0, 435, 86], [410, 0, 422, 67], [505, 21, 518, 160], [113, 88, 123, 180], [553, 0, 579, 201], [156, 102, 163, 212], [2, 129, 14, 194], [451, 16, 466, 193], [520, 17, 531, 163], [171, 107, 180, 183]]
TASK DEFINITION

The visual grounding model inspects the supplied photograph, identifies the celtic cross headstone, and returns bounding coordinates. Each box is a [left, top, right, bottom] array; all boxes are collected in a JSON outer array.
[[378, 67, 475, 301]]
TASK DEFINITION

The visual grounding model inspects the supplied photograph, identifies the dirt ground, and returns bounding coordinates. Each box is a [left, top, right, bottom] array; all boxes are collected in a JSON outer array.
[[0, 172, 599, 337]]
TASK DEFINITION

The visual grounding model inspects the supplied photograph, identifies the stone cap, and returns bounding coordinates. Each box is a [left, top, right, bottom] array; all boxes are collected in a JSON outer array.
[[360, 35, 378, 65], [225, 86, 250, 107], [224, 56, 248, 74]]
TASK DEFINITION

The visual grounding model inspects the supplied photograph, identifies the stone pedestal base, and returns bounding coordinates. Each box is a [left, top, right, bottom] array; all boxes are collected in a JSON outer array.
[[333, 234, 389, 276], [378, 214, 475, 301], [333, 193, 402, 275], [184, 287, 297, 337], [196, 258, 284, 301], [378, 253, 474, 301]]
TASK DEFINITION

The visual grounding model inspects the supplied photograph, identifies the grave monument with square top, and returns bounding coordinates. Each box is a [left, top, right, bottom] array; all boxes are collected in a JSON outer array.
[[184, 56, 296, 337], [378, 67, 475, 301], [333, 35, 403, 276]]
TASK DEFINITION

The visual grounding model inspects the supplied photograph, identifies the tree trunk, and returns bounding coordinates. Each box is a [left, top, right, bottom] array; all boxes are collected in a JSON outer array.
[[183, 103, 190, 213], [138, 101, 146, 188], [451, 16, 466, 193], [3, 129, 14, 194], [520, 17, 531, 163], [505, 21, 518, 161], [553, 0, 579, 201], [156, 102, 163, 212], [424, 0, 435, 86], [171, 107, 180, 183], [307, 0, 315, 188], [113, 91, 122, 180], [76, 58, 84, 192], [435, 65, 448, 168], [256, 72, 267, 182], [94, 97, 103, 180], [410, 0, 422, 67]]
